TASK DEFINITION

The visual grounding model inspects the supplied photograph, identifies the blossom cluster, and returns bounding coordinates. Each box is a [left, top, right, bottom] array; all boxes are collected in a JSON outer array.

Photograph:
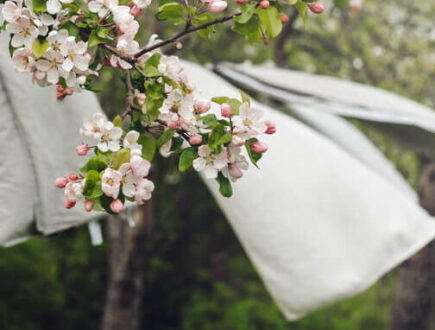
[[56, 113, 155, 213], [0, 0, 329, 213]]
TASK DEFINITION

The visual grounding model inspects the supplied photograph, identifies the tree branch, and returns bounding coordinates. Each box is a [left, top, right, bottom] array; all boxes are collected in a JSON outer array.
[[134, 13, 239, 59]]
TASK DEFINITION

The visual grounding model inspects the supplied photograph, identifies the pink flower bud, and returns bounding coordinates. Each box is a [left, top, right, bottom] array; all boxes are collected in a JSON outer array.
[[235, 0, 246, 3], [189, 134, 203, 145], [55, 176, 68, 188], [56, 92, 65, 100], [260, 0, 269, 9], [84, 200, 94, 212], [221, 103, 233, 118], [69, 173, 78, 181], [229, 164, 243, 179], [65, 199, 76, 209], [130, 5, 142, 16], [309, 2, 324, 14], [137, 93, 146, 106], [56, 84, 64, 93], [110, 199, 125, 214], [264, 120, 276, 134], [252, 141, 268, 153], [209, 0, 227, 13], [194, 98, 211, 114], [76, 144, 89, 156], [263, 38, 270, 45], [280, 13, 289, 24]]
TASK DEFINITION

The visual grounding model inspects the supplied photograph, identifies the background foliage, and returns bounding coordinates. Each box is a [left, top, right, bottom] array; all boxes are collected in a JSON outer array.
[[1, 0, 434, 329]]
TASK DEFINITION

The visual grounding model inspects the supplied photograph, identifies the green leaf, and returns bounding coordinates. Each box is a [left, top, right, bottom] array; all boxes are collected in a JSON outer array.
[[59, 22, 79, 37], [137, 135, 156, 162], [208, 126, 232, 153], [100, 195, 116, 214], [81, 156, 108, 173], [295, 1, 308, 24], [144, 53, 162, 77], [170, 136, 184, 152], [228, 98, 242, 116], [97, 27, 111, 38], [234, 3, 256, 24], [245, 138, 262, 168], [201, 114, 221, 129], [240, 90, 250, 105], [288, 0, 298, 5], [83, 170, 99, 198], [95, 150, 113, 163], [211, 96, 230, 104], [113, 115, 122, 128], [157, 129, 175, 149], [143, 97, 163, 122], [32, 39, 49, 59], [33, 0, 47, 13], [145, 80, 164, 99], [192, 13, 214, 39], [216, 173, 233, 197], [178, 147, 196, 172], [111, 148, 131, 170], [75, 0, 90, 13], [88, 30, 107, 48], [231, 16, 262, 43], [156, 2, 185, 25], [257, 6, 282, 39]]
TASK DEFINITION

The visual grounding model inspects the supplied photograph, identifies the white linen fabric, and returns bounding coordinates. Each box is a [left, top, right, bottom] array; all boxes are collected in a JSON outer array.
[[216, 62, 435, 159], [0, 33, 101, 245], [183, 61, 435, 320]]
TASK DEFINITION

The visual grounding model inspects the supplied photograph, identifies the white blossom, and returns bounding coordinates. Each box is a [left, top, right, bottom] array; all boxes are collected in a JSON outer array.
[[193, 145, 229, 179], [6, 17, 39, 48], [12, 48, 35, 72], [101, 168, 122, 199]]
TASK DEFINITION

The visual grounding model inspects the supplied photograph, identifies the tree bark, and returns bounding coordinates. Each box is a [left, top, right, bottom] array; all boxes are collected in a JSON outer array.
[[388, 162, 435, 330], [101, 202, 153, 330]]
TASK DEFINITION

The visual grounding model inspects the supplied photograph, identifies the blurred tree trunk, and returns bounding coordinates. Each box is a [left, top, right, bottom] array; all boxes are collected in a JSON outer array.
[[274, 10, 299, 67], [388, 162, 435, 330], [101, 203, 153, 330]]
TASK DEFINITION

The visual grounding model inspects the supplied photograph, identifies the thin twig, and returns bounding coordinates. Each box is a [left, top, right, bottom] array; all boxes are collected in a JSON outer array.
[[134, 12, 239, 58]]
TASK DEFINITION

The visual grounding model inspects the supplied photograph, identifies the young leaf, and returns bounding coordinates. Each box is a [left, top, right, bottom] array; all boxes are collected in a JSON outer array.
[[211, 96, 230, 104], [257, 6, 282, 39], [32, 39, 49, 59], [228, 98, 242, 115], [33, 0, 47, 13], [234, 3, 256, 24], [111, 148, 131, 170], [240, 90, 250, 105], [295, 1, 308, 24], [113, 115, 122, 128], [178, 147, 196, 172], [88, 30, 107, 48], [80, 156, 108, 173], [216, 173, 233, 197], [83, 170, 99, 198], [157, 129, 175, 149], [145, 80, 164, 99], [156, 2, 185, 25]]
